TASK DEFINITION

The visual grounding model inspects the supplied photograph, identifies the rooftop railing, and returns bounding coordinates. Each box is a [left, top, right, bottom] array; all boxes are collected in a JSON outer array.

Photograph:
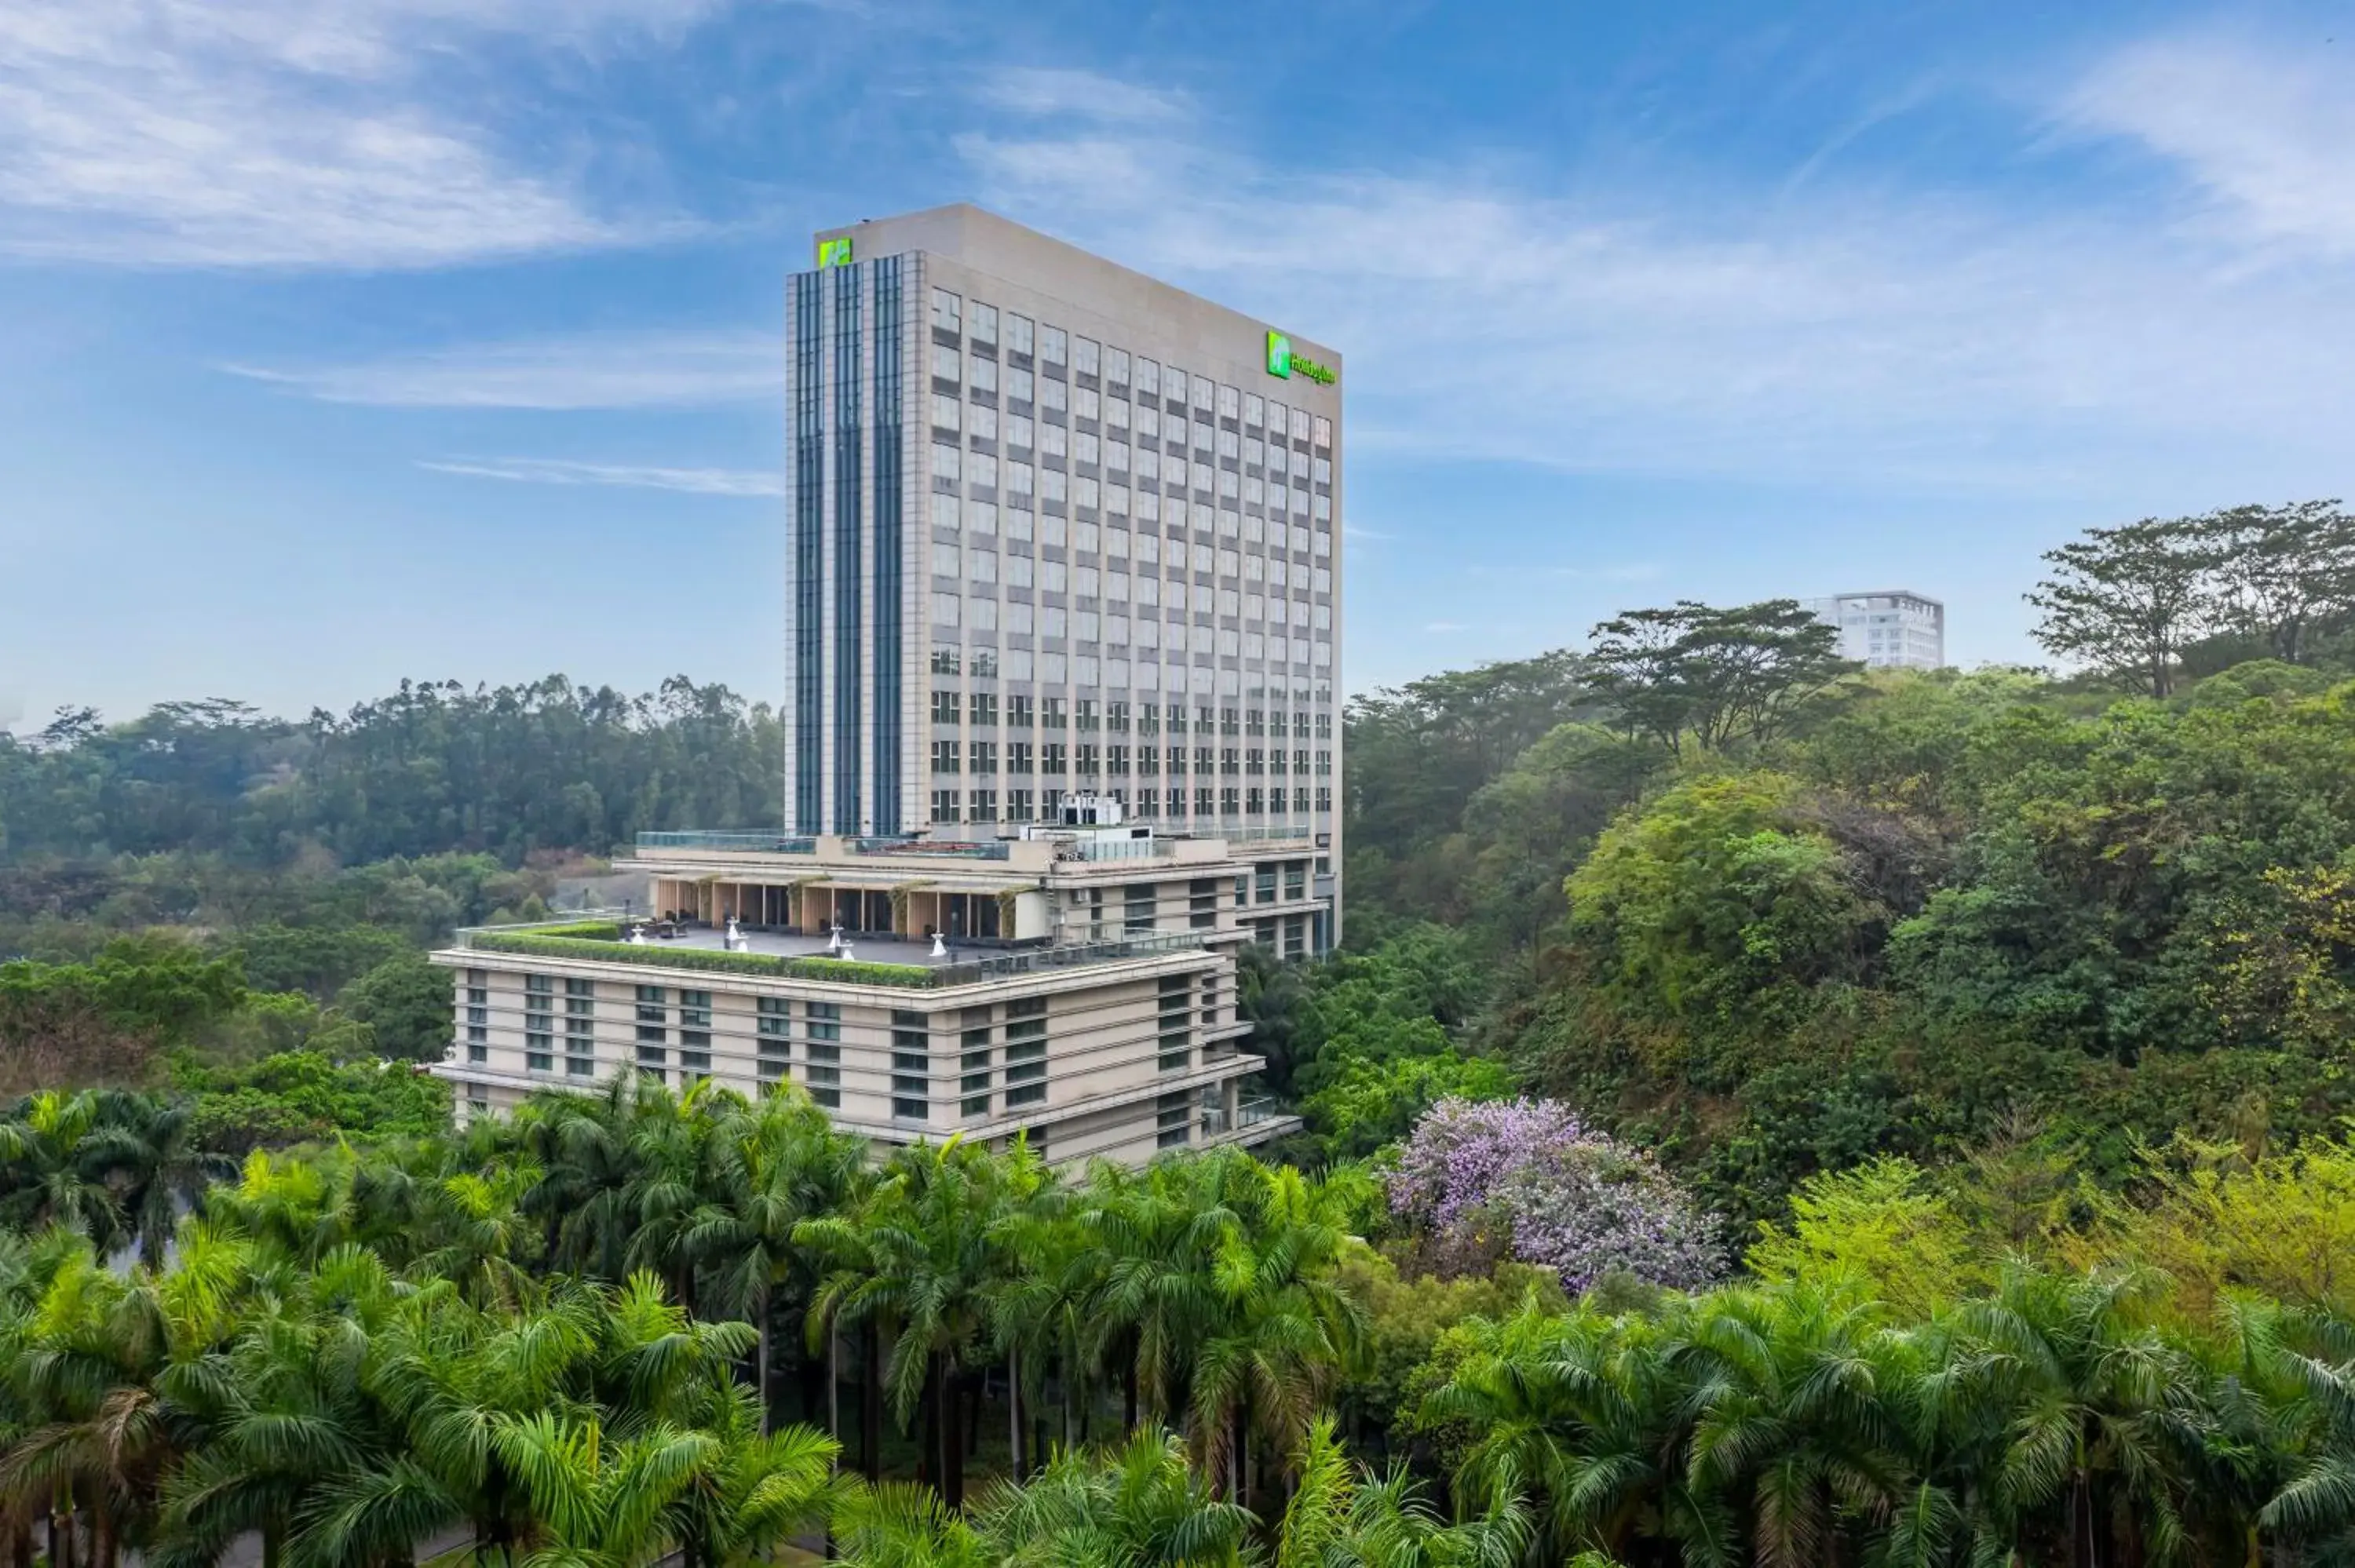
[[447, 917, 1203, 989], [852, 837, 1012, 860], [633, 822, 1313, 859], [1213, 822, 1323, 844], [1053, 837, 1176, 862], [636, 831, 816, 854]]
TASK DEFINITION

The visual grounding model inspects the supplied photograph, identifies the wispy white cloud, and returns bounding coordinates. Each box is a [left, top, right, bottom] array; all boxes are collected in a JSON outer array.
[[953, 35, 2355, 497], [973, 67, 1191, 126], [2057, 31, 2355, 259], [0, 0, 719, 268], [418, 456, 785, 496], [228, 330, 780, 408]]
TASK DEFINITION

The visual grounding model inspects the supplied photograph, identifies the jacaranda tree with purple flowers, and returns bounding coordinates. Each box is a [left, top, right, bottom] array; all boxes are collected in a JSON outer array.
[[1386, 1096, 1722, 1293]]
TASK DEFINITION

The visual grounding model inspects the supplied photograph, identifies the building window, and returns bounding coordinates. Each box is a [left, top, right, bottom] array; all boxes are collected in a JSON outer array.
[[799, 1001, 842, 1107], [961, 1010, 993, 1118], [1156, 1090, 1192, 1149], [679, 989, 712, 1050], [564, 979, 595, 1076], [755, 997, 791, 1083], [1004, 997, 1046, 1107], [891, 1009, 930, 1121], [1159, 972, 1192, 1072]]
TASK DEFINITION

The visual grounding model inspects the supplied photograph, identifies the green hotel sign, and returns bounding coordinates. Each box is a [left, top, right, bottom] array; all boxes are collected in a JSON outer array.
[[1262, 330, 1338, 384], [1264, 330, 1335, 386], [816, 236, 854, 268]]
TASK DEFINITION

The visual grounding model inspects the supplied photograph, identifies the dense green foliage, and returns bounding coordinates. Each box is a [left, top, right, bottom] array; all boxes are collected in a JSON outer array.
[[0, 676, 780, 866], [9, 1079, 2355, 1566], [1321, 504, 2355, 1220], [1511, 669, 2355, 1216], [12, 501, 2355, 1559]]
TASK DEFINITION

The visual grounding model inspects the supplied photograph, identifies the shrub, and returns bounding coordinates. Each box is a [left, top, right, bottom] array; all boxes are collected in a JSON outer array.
[[1387, 1096, 1723, 1293]]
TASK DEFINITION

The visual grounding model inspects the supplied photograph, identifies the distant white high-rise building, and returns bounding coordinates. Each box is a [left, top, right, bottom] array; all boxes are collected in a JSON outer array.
[[1804, 590, 1945, 669]]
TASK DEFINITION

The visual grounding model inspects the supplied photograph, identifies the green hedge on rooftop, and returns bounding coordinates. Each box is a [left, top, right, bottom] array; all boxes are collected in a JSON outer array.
[[469, 930, 933, 987]]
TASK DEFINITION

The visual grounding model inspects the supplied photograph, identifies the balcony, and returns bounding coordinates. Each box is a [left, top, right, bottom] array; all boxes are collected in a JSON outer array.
[[1199, 1096, 1298, 1147]]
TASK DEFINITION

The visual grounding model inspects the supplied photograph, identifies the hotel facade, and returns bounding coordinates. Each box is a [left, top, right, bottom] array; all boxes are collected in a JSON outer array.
[[430, 207, 1342, 1165]]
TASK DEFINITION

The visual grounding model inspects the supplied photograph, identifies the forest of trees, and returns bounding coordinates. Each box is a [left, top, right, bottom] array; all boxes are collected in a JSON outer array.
[[12, 1075, 2355, 1566], [5, 498, 2355, 1560], [1326, 500, 2355, 1216], [0, 674, 780, 871]]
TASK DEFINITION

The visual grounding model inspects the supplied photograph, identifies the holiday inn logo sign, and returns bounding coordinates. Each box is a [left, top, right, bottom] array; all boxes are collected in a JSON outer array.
[[1265, 330, 1336, 386], [816, 236, 854, 268]]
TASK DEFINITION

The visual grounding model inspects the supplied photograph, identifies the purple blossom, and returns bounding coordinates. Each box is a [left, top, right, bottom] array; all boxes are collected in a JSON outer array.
[[1386, 1096, 1722, 1294]]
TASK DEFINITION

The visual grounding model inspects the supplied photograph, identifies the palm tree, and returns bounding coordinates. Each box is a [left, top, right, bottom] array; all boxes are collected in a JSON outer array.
[[663, 1381, 842, 1568], [1330, 1460, 1528, 1568], [1181, 1160, 1367, 1508], [799, 1137, 1042, 1508], [519, 1076, 663, 1283], [976, 1427, 1249, 1566], [1431, 1302, 1703, 1566], [618, 1078, 728, 1311], [2213, 1298, 2355, 1564], [313, 1273, 608, 1566], [830, 1479, 995, 1568], [83, 1093, 229, 1269], [407, 1161, 542, 1307], [0, 1092, 127, 1254], [1269, 1415, 1528, 1568], [0, 1228, 105, 1568], [591, 1271, 759, 1432], [1076, 1158, 1232, 1435], [206, 1150, 347, 1266], [1678, 1284, 1915, 1568], [685, 1089, 864, 1432], [488, 1411, 717, 1568], [1946, 1266, 2206, 1568], [149, 1245, 404, 1568], [0, 1224, 261, 1568]]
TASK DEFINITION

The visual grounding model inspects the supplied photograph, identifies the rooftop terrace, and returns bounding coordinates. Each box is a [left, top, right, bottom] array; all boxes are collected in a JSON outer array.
[[447, 914, 1210, 990], [630, 824, 1323, 862]]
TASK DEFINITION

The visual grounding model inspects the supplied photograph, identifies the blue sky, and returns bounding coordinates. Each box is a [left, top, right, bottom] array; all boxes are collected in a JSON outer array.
[[3, 0, 2351, 729]]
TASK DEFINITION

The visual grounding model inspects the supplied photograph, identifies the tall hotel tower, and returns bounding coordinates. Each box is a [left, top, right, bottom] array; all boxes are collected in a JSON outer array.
[[784, 206, 1342, 938], [428, 207, 1339, 1167]]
